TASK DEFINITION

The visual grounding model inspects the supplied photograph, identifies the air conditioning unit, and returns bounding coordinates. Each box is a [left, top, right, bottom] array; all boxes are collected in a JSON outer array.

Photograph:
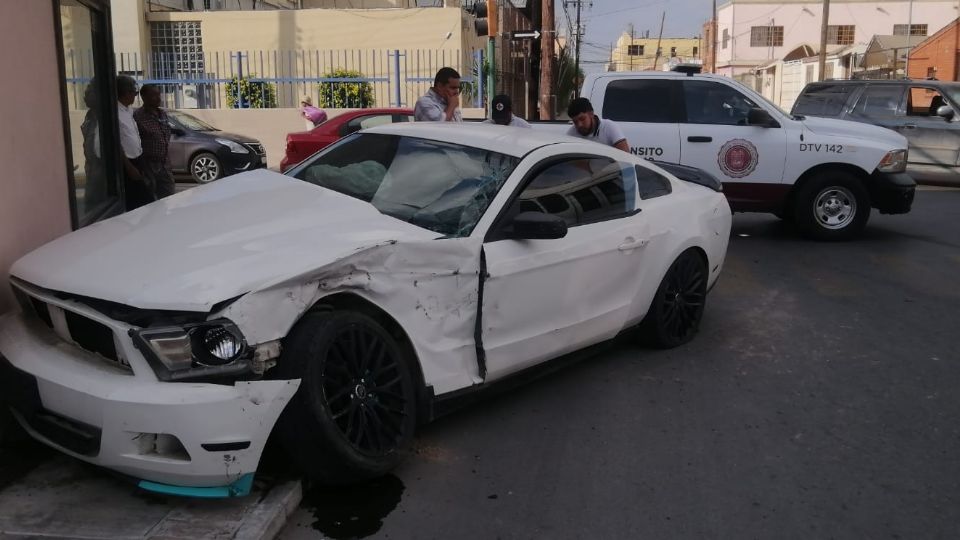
[[180, 84, 199, 109]]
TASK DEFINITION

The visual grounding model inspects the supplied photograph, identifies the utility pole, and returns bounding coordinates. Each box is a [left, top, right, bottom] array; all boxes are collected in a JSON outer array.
[[652, 12, 665, 71], [712, 0, 717, 73], [629, 23, 635, 71], [564, 0, 589, 96], [539, 0, 555, 119], [818, 0, 829, 81], [905, 0, 914, 78]]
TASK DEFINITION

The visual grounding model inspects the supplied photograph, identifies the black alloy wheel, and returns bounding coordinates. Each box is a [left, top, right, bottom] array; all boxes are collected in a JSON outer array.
[[640, 249, 708, 349], [276, 311, 416, 484]]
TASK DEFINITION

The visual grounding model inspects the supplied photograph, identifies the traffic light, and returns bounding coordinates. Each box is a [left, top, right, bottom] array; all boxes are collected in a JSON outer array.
[[470, 0, 498, 37]]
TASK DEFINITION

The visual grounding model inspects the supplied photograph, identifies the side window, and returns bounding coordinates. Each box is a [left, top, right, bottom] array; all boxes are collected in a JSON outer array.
[[683, 80, 757, 126], [508, 157, 638, 228], [340, 114, 392, 136], [906, 87, 949, 117], [852, 85, 904, 117], [602, 80, 676, 123], [793, 84, 857, 116], [395, 114, 413, 123], [635, 166, 672, 200]]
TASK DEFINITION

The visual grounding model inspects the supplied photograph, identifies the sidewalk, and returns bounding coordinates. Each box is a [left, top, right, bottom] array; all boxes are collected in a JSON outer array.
[[0, 454, 301, 540]]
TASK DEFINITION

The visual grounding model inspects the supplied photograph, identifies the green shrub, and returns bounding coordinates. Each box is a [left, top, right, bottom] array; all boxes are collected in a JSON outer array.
[[225, 75, 277, 109], [318, 69, 375, 108]]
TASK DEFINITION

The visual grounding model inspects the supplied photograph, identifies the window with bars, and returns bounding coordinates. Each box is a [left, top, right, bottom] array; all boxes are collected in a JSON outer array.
[[827, 25, 855, 45], [150, 21, 205, 78], [628, 44, 644, 56], [750, 26, 784, 47], [893, 24, 928, 36]]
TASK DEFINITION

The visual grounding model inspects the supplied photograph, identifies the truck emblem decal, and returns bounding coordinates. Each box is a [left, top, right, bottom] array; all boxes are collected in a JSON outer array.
[[717, 139, 759, 178]]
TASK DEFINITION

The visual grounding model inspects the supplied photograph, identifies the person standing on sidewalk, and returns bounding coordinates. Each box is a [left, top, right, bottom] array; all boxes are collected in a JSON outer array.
[[134, 84, 175, 199], [414, 67, 462, 122]]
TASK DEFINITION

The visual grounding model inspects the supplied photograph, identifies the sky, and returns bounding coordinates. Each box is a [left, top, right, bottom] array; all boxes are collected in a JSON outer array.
[[560, 0, 712, 72]]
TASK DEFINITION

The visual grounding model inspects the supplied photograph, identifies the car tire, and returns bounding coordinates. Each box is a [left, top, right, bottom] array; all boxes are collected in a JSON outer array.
[[639, 249, 708, 349], [189, 152, 222, 184], [793, 171, 870, 241], [275, 310, 417, 484]]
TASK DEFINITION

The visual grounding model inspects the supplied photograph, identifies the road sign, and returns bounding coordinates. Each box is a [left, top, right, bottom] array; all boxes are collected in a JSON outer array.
[[510, 30, 541, 40]]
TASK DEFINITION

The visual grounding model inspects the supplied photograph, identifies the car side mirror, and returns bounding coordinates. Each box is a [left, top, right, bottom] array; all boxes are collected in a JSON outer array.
[[936, 105, 955, 120], [747, 107, 779, 128], [506, 212, 568, 240]]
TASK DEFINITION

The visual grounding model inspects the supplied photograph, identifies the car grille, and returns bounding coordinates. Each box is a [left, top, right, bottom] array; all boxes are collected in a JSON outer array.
[[16, 288, 132, 373], [245, 142, 265, 156]]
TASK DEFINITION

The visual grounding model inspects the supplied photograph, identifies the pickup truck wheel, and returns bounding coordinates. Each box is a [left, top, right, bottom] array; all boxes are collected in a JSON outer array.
[[794, 172, 870, 240], [275, 311, 416, 484], [639, 249, 707, 349]]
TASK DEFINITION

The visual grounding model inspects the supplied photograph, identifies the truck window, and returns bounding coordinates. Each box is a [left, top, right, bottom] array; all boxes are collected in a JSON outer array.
[[793, 84, 857, 116], [682, 80, 758, 126], [602, 80, 676, 123], [852, 85, 903, 117], [906, 87, 949, 117]]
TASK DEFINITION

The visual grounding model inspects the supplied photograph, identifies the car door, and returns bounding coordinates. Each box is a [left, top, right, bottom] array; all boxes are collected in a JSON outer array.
[[678, 80, 788, 194], [481, 155, 648, 381], [594, 78, 682, 162], [847, 83, 906, 132], [166, 116, 187, 173], [898, 85, 960, 166]]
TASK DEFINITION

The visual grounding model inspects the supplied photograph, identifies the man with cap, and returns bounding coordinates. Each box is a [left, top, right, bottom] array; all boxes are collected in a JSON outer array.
[[484, 94, 531, 128]]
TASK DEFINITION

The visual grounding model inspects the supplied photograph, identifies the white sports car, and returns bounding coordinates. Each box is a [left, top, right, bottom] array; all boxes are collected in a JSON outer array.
[[0, 124, 731, 496]]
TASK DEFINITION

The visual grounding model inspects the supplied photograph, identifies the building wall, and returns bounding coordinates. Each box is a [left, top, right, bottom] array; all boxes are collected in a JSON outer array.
[[0, 0, 72, 313], [611, 35, 702, 71], [716, 0, 959, 75], [908, 21, 960, 80]]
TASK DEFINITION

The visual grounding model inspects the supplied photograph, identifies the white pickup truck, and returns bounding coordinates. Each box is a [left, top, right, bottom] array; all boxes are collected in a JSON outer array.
[[533, 70, 916, 240]]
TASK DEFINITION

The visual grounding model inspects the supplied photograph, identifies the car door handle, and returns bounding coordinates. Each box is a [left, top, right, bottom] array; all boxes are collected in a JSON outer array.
[[618, 238, 647, 251], [687, 136, 713, 143]]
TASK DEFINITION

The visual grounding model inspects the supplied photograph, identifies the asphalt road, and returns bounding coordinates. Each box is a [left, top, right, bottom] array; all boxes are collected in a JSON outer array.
[[279, 187, 960, 540]]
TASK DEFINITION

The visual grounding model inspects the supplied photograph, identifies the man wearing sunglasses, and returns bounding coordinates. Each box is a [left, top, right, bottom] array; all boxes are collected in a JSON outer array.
[[414, 67, 463, 123]]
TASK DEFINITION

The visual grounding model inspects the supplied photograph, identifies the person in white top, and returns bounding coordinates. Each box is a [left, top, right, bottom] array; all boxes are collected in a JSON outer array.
[[483, 94, 532, 128], [115, 75, 152, 209], [565, 97, 630, 152]]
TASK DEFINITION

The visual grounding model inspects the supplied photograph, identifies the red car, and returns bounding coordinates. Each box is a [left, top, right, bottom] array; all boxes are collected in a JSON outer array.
[[280, 108, 414, 172]]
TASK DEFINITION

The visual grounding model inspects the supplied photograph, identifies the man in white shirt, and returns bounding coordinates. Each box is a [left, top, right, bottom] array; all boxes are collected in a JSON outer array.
[[565, 97, 630, 152], [115, 75, 152, 209], [414, 67, 463, 122], [483, 95, 532, 128]]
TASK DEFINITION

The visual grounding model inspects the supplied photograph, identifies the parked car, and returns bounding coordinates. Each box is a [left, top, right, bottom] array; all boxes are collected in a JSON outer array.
[[279, 108, 414, 172], [792, 80, 960, 183], [0, 123, 730, 495], [166, 110, 267, 183]]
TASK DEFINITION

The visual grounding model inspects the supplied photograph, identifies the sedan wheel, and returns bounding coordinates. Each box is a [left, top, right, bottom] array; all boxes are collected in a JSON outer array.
[[275, 311, 416, 484], [639, 249, 708, 349], [190, 152, 222, 184]]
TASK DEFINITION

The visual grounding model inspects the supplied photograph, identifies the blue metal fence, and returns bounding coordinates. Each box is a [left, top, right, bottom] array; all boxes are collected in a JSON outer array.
[[66, 48, 484, 110]]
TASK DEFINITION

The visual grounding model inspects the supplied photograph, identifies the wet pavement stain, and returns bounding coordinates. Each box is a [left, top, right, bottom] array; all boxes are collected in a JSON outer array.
[[301, 475, 405, 539]]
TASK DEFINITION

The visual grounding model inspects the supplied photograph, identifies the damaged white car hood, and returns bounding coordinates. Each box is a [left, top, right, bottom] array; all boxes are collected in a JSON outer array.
[[11, 170, 438, 312]]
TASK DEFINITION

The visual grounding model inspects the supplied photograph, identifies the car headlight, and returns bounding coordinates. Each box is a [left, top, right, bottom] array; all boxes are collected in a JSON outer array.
[[216, 138, 249, 154], [878, 149, 908, 173], [130, 320, 251, 381]]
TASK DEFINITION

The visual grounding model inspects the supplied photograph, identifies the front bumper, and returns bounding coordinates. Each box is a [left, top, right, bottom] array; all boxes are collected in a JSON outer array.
[[0, 304, 299, 496], [219, 146, 267, 176], [869, 171, 916, 215]]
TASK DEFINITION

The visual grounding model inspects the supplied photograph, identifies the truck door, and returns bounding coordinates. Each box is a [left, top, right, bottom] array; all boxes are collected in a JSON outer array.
[[595, 78, 682, 163], [678, 79, 788, 210], [899, 85, 960, 167]]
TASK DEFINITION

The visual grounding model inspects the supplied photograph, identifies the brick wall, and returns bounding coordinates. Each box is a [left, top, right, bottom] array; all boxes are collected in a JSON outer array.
[[908, 21, 960, 81]]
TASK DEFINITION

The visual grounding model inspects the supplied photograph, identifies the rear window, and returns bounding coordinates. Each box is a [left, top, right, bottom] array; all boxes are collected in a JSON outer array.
[[602, 79, 677, 123], [793, 84, 857, 116]]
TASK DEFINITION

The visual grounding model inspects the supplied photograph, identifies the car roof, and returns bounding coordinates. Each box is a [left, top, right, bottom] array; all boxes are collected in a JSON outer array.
[[362, 122, 584, 157], [588, 71, 730, 82], [805, 79, 960, 89]]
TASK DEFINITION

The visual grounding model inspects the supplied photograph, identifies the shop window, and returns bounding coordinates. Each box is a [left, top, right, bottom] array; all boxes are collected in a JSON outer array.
[[58, 0, 124, 227]]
